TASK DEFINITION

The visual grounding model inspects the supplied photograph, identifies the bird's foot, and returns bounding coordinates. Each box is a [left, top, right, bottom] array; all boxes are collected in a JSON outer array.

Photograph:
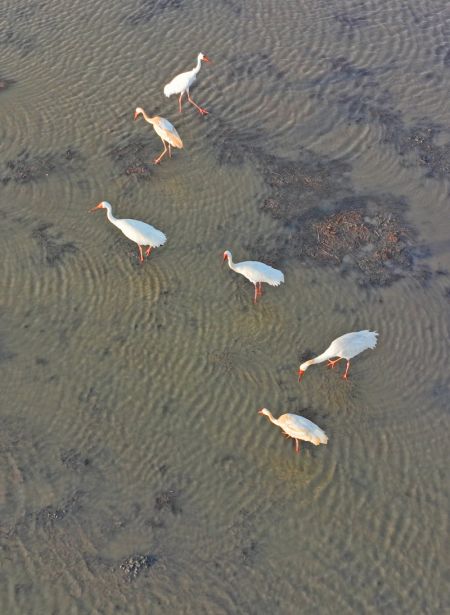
[[327, 358, 341, 369], [198, 108, 209, 116], [342, 373, 350, 380], [153, 158, 162, 165], [145, 247, 152, 257]]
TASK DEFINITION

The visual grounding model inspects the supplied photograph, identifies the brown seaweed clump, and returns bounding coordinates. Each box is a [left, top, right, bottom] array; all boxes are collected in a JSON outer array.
[[301, 209, 412, 286], [257, 150, 418, 286], [31, 222, 78, 267]]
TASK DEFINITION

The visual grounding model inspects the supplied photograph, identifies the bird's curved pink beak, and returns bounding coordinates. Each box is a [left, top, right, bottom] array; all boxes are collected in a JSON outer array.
[[298, 369, 305, 382], [202, 55, 212, 63], [222, 253, 228, 264], [257, 408, 264, 415], [90, 203, 103, 212], [134, 110, 139, 120]]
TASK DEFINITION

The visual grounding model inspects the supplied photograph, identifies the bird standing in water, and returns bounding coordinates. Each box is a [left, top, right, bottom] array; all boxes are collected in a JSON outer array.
[[298, 330, 378, 381], [90, 201, 166, 263], [134, 107, 183, 164], [258, 408, 328, 454], [222, 250, 284, 304], [163, 52, 211, 115]]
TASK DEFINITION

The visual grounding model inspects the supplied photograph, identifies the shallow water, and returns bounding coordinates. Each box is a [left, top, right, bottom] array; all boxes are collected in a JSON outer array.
[[1, 0, 449, 612]]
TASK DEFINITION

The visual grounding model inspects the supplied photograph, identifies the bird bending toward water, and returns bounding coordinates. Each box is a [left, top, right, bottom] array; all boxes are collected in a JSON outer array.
[[164, 52, 211, 115], [258, 408, 328, 454], [134, 107, 183, 165], [222, 250, 284, 304], [298, 330, 378, 381], [90, 201, 166, 263]]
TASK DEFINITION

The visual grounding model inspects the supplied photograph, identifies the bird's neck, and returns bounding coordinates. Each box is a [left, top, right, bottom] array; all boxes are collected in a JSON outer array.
[[310, 348, 335, 366], [226, 256, 236, 271], [140, 110, 153, 124], [193, 57, 202, 74], [266, 412, 281, 428], [104, 205, 117, 225]]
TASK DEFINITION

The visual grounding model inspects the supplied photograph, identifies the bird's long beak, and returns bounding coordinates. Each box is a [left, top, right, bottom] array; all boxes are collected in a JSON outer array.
[[134, 111, 139, 120], [222, 253, 227, 264], [298, 369, 305, 382], [257, 409, 264, 415], [202, 55, 212, 63], [90, 203, 103, 212]]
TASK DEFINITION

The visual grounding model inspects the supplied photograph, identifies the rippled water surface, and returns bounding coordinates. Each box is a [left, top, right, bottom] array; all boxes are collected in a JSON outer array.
[[1, 0, 450, 612]]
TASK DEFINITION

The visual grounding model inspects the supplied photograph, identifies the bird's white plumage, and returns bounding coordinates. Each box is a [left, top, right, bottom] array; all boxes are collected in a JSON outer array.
[[325, 330, 378, 360], [151, 117, 183, 149], [93, 201, 166, 248], [299, 330, 378, 375], [164, 52, 206, 97], [114, 218, 167, 247], [277, 414, 329, 445], [224, 251, 284, 286], [259, 408, 328, 447]]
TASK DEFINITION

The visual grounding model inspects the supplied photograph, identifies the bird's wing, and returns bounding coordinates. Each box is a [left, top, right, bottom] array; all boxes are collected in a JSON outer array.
[[237, 261, 284, 286], [164, 71, 193, 96], [117, 219, 167, 247], [279, 414, 328, 445], [154, 117, 183, 148], [331, 330, 378, 358]]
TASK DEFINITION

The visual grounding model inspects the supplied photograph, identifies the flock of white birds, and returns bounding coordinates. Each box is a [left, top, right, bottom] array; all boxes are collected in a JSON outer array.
[[91, 52, 379, 457]]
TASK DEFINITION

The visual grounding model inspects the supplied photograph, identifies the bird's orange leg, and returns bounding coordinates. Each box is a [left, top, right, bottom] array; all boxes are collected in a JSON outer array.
[[295, 439, 301, 454], [154, 140, 168, 165], [327, 357, 343, 369], [343, 360, 351, 380], [138, 245, 144, 263], [257, 282, 263, 296], [187, 93, 208, 116], [253, 284, 259, 304], [178, 92, 184, 113], [145, 246, 152, 257], [168, 144, 172, 158]]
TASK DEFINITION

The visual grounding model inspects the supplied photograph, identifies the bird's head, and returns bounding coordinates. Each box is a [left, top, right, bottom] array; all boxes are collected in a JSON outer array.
[[134, 107, 144, 120], [258, 408, 271, 418], [297, 360, 312, 382], [222, 250, 231, 264], [90, 201, 109, 212], [199, 52, 211, 63]]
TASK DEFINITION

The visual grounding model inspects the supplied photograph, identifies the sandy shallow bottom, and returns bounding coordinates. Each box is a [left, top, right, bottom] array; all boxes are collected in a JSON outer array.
[[0, 0, 449, 613]]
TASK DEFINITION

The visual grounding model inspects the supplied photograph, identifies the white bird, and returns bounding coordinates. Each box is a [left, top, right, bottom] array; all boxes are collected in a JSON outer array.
[[134, 107, 183, 165], [298, 330, 378, 381], [223, 250, 284, 304], [164, 52, 211, 116], [258, 408, 328, 454], [90, 201, 166, 263]]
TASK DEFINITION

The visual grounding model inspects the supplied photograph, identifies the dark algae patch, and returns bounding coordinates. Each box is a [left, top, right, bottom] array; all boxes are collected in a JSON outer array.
[[109, 136, 153, 179], [154, 489, 182, 515], [126, 0, 184, 25], [31, 222, 78, 267], [260, 150, 417, 286], [1, 147, 82, 184]]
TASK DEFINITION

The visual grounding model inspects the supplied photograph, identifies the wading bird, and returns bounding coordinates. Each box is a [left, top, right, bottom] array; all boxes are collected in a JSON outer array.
[[222, 250, 284, 304], [134, 107, 183, 165], [90, 201, 166, 263], [164, 52, 211, 115], [298, 330, 378, 381], [258, 408, 328, 454]]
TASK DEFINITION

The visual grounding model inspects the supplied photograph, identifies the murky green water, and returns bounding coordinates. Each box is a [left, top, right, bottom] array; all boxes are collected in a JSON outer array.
[[1, 0, 449, 612]]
